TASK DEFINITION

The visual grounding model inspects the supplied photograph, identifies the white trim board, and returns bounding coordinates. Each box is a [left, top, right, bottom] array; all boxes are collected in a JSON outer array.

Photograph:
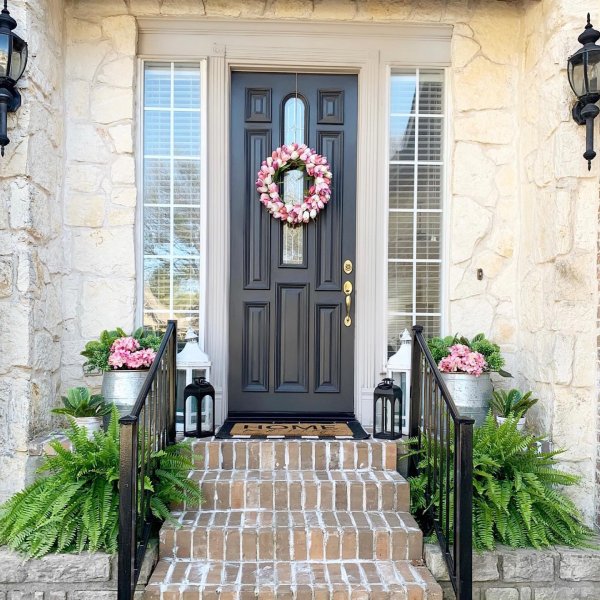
[[137, 18, 452, 426]]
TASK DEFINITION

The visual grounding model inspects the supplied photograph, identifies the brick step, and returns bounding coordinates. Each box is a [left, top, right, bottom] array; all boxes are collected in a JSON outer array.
[[189, 470, 410, 512], [160, 510, 423, 562], [192, 439, 398, 472], [144, 558, 442, 600]]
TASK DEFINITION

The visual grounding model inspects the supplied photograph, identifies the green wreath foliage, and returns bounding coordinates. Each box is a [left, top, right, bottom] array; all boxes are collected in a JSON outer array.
[[0, 407, 201, 557], [406, 414, 594, 551]]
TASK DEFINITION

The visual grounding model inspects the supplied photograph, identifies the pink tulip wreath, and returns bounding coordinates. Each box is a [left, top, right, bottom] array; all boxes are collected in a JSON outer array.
[[255, 143, 332, 225]]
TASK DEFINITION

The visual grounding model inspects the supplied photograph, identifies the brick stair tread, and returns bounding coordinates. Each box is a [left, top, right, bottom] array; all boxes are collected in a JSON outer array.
[[159, 510, 423, 562], [192, 438, 399, 472], [145, 558, 443, 600], [189, 469, 409, 512]]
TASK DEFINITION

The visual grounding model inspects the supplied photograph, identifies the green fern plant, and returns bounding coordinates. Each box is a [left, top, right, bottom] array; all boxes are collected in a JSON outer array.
[[405, 414, 594, 550], [0, 406, 201, 557], [51, 387, 113, 418], [490, 388, 538, 418]]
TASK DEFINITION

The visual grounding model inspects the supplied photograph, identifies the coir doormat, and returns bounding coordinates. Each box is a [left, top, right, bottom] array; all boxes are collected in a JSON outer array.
[[216, 420, 369, 439]]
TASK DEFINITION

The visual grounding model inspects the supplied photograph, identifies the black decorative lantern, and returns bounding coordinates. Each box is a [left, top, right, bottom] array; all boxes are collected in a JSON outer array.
[[0, 0, 28, 157], [183, 377, 215, 438], [373, 378, 402, 440], [567, 13, 600, 170]]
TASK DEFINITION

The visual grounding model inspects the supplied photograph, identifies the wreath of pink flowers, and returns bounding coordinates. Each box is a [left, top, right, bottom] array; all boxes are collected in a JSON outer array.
[[255, 143, 332, 225]]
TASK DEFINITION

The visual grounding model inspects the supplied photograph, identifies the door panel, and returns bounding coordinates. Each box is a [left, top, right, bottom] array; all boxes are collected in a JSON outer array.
[[229, 72, 357, 417]]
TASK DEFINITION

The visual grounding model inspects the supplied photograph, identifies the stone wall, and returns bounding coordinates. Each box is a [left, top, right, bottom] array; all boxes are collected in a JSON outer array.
[[0, 0, 65, 503], [518, 0, 600, 526], [0, 546, 156, 599], [425, 542, 600, 600]]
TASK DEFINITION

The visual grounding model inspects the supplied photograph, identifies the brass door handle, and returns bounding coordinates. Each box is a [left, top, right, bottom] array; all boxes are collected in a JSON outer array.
[[343, 280, 352, 327]]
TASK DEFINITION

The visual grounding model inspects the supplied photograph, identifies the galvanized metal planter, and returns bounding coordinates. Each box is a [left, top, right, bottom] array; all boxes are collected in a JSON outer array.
[[73, 416, 103, 439], [101, 369, 149, 416], [441, 372, 492, 428]]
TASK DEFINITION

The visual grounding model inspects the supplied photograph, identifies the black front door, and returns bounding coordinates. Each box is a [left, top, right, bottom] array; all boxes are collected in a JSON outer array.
[[229, 72, 357, 417]]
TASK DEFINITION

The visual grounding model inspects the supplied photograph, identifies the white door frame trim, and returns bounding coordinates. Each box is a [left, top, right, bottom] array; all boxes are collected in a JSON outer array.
[[138, 18, 452, 425]]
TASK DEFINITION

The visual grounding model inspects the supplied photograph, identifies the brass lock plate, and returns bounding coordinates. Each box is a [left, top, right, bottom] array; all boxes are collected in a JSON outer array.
[[343, 260, 353, 274]]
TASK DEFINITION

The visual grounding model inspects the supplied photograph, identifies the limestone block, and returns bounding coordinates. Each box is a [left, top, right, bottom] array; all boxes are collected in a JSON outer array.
[[91, 86, 134, 124], [491, 316, 516, 346], [313, 0, 357, 20], [71, 228, 135, 277], [0, 302, 31, 369], [66, 41, 113, 81], [68, 594, 117, 600], [111, 186, 137, 207], [553, 257, 594, 303], [107, 206, 135, 226], [67, 18, 102, 43], [102, 15, 137, 56], [450, 197, 491, 264], [454, 57, 516, 112], [67, 124, 109, 164], [423, 544, 450, 581], [32, 331, 61, 372], [65, 195, 105, 227], [272, 0, 315, 19], [97, 56, 135, 89], [163, 0, 211, 15], [356, 0, 412, 20], [450, 296, 495, 337], [553, 300, 595, 334], [111, 156, 136, 185], [469, 8, 520, 65], [485, 589, 518, 600], [454, 111, 514, 145], [571, 335, 595, 388], [451, 34, 480, 69], [68, 80, 91, 120], [501, 548, 556, 582], [0, 257, 13, 298], [10, 552, 112, 583], [452, 143, 496, 204], [534, 588, 600, 600], [66, 164, 105, 194], [80, 278, 136, 338], [552, 333, 574, 385], [129, 0, 161, 16], [559, 549, 600, 581], [473, 551, 500, 581], [71, 0, 128, 18], [107, 123, 133, 154]]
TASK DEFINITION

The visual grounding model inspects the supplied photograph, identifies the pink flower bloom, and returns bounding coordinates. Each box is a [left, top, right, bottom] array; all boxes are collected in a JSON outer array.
[[438, 344, 487, 377]]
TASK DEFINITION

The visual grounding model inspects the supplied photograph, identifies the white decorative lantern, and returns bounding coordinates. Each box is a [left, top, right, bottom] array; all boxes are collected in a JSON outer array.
[[176, 329, 211, 435], [387, 328, 412, 435]]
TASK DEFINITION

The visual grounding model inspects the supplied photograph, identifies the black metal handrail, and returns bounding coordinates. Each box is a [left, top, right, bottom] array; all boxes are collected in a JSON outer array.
[[118, 320, 177, 600], [408, 325, 473, 600]]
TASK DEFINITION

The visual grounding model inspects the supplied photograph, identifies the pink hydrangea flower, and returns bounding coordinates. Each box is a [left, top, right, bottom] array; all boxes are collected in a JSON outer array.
[[108, 336, 156, 370], [438, 344, 487, 377]]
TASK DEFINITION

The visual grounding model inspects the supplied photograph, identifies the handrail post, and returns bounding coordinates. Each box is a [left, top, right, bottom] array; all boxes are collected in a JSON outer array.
[[408, 325, 423, 477], [118, 415, 139, 600], [167, 320, 177, 444], [455, 420, 473, 600]]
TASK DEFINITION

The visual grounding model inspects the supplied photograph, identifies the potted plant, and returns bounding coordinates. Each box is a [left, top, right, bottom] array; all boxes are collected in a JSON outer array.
[[427, 333, 509, 427], [51, 387, 112, 438], [81, 327, 162, 416], [490, 388, 538, 431]]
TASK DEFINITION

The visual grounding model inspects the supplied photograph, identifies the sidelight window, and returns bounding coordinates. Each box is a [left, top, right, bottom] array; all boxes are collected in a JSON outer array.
[[140, 61, 205, 338], [387, 69, 444, 356]]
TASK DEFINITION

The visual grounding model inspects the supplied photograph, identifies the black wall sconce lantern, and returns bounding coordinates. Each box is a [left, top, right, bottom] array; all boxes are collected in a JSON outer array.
[[183, 377, 216, 438], [568, 13, 600, 170], [373, 378, 402, 440], [0, 0, 28, 157]]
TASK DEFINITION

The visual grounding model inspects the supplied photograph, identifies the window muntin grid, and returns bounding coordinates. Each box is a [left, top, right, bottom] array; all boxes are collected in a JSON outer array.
[[387, 69, 444, 356], [142, 62, 203, 336]]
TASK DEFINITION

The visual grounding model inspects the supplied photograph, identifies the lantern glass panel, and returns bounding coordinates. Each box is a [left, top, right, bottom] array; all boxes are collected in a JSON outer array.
[[569, 49, 600, 97], [0, 33, 8, 78], [391, 371, 407, 429], [185, 395, 198, 432], [200, 395, 213, 433], [176, 369, 186, 432], [9, 36, 26, 82]]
